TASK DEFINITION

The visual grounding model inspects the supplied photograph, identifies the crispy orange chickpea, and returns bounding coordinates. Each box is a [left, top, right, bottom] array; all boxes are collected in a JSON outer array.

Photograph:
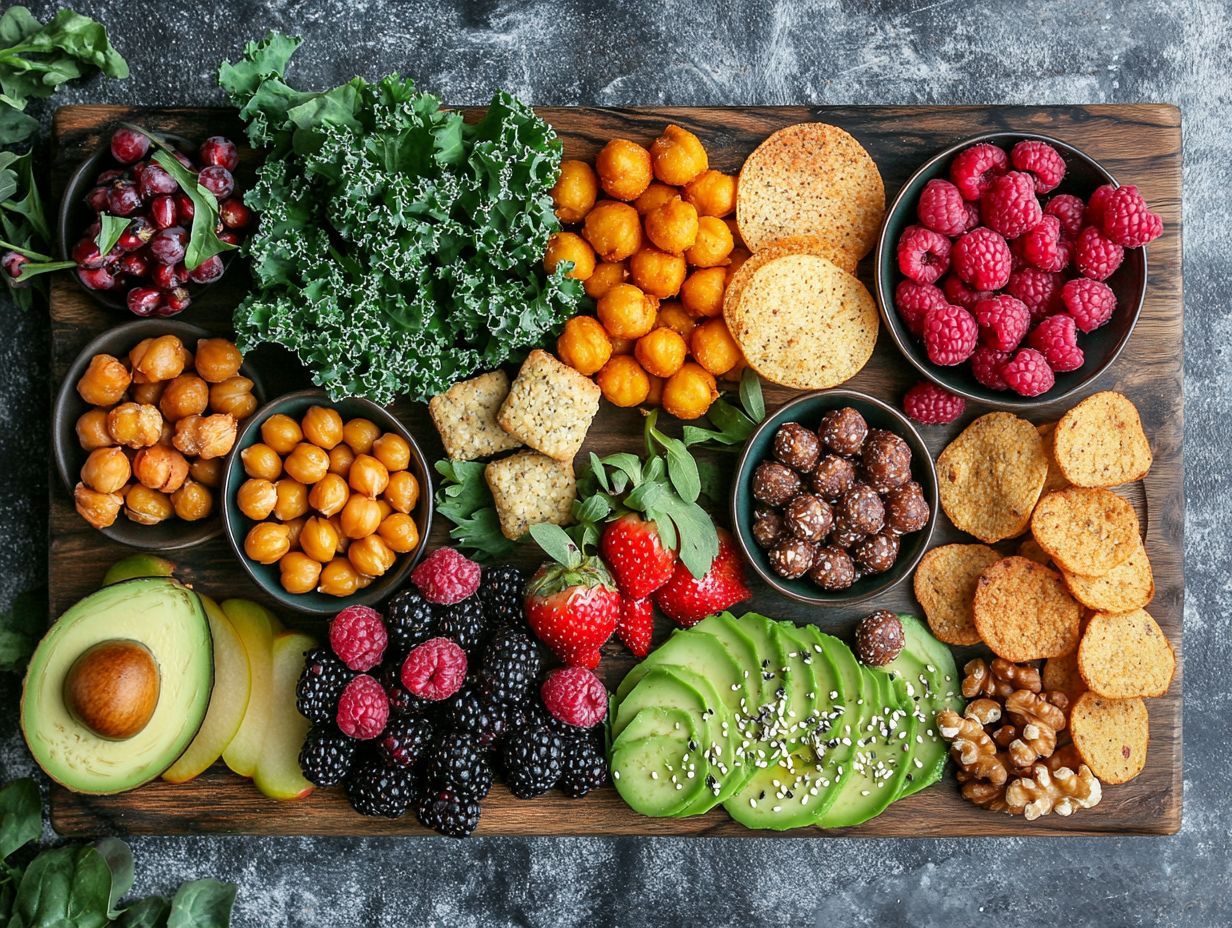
[[342, 418, 380, 455], [543, 232, 596, 281], [283, 515, 306, 550], [680, 266, 728, 318], [556, 316, 612, 376], [628, 247, 687, 299], [374, 498, 393, 521], [550, 159, 599, 224], [383, 470, 420, 514], [378, 512, 420, 554], [328, 442, 355, 478], [124, 484, 174, 525], [284, 442, 330, 485], [372, 433, 411, 472], [81, 447, 131, 494], [190, 456, 223, 488], [656, 301, 698, 341], [609, 336, 635, 356], [690, 317, 742, 376], [327, 515, 350, 553], [348, 534, 396, 578], [107, 403, 163, 449], [300, 515, 340, 563], [584, 261, 627, 300], [726, 247, 750, 278], [308, 472, 350, 517], [159, 374, 209, 421], [241, 443, 282, 481], [662, 362, 719, 420], [131, 335, 186, 383], [173, 413, 237, 460], [633, 181, 679, 216], [133, 445, 190, 493], [76, 408, 115, 450], [597, 283, 658, 339], [595, 138, 653, 201], [582, 200, 642, 262], [77, 354, 131, 406], [279, 551, 322, 594], [349, 454, 389, 499], [209, 376, 257, 419], [245, 522, 290, 564], [644, 197, 699, 255], [302, 406, 344, 450], [725, 217, 744, 247], [685, 216, 735, 268], [340, 494, 382, 539], [74, 483, 122, 529], [596, 355, 651, 408], [157, 420, 175, 448], [318, 557, 362, 597], [645, 373, 665, 406], [635, 327, 688, 379], [683, 169, 736, 217], [171, 480, 212, 521], [260, 413, 302, 455], [273, 478, 309, 521], [237, 478, 278, 520], [650, 125, 708, 186], [194, 338, 243, 383]]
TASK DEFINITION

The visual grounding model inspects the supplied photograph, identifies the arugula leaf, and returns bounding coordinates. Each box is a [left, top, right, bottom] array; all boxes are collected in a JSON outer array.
[[0, 586, 44, 674], [166, 879, 236, 928], [433, 459, 519, 562], [93, 213, 130, 257], [0, 778, 39, 860], [151, 151, 236, 271]]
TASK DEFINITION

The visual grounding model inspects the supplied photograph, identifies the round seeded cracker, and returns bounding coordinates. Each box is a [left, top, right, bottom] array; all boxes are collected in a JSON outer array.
[[912, 543, 1002, 646], [1036, 422, 1070, 496], [721, 235, 858, 328], [972, 556, 1082, 662], [1030, 487, 1139, 577], [1069, 692, 1150, 784], [1078, 608, 1175, 699], [1061, 534, 1155, 612], [1042, 651, 1087, 702], [1053, 391, 1153, 488]]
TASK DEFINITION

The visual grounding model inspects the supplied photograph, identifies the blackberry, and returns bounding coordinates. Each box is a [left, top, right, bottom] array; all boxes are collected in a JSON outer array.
[[558, 735, 607, 798], [438, 597, 485, 653], [481, 628, 542, 705], [416, 788, 481, 838], [440, 686, 508, 750], [501, 724, 564, 799], [298, 724, 356, 787], [385, 589, 436, 652], [378, 715, 435, 768], [296, 648, 354, 724], [482, 564, 527, 629], [345, 757, 415, 818], [426, 731, 493, 801], [379, 660, 433, 717]]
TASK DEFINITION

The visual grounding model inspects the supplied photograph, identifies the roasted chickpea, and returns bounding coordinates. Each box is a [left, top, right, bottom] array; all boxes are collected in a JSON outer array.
[[278, 516, 302, 551], [348, 534, 396, 578], [300, 515, 340, 563], [210, 376, 257, 419], [595, 138, 653, 201], [370, 433, 409, 472], [582, 200, 642, 262], [644, 197, 699, 255], [378, 513, 420, 554], [656, 301, 698, 341], [124, 484, 174, 525], [194, 338, 243, 383], [328, 442, 355, 478], [284, 442, 330, 485], [646, 373, 665, 406], [383, 470, 420, 514], [342, 418, 380, 455], [596, 355, 651, 408], [662, 362, 719, 420], [690, 317, 742, 376], [634, 181, 679, 216], [680, 266, 727, 318], [245, 522, 291, 565], [157, 420, 175, 448], [190, 457, 223, 488], [597, 284, 658, 339], [131, 380, 164, 407], [77, 354, 131, 406], [725, 219, 745, 249], [327, 515, 350, 553], [133, 445, 189, 493], [130, 335, 186, 383], [76, 408, 115, 450], [308, 473, 349, 517], [650, 124, 708, 186], [340, 494, 381, 539], [683, 169, 736, 217], [685, 215, 735, 268], [279, 551, 321, 594], [159, 374, 209, 421], [550, 159, 599, 224], [543, 232, 596, 281], [584, 261, 628, 300], [374, 499, 393, 521], [171, 480, 213, 521], [74, 482, 122, 529], [107, 403, 163, 449], [241, 443, 282, 481], [628, 247, 687, 299], [81, 447, 130, 494], [318, 557, 362, 597], [635, 327, 688, 379], [302, 406, 344, 450], [172, 413, 237, 460], [348, 454, 389, 499], [556, 316, 612, 376], [609, 335, 635, 356], [237, 478, 277, 520], [273, 478, 309, 521], [260, 413, 302, 455]]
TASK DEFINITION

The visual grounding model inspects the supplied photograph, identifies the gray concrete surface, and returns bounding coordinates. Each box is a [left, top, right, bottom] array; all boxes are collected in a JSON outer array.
[[1, 1, 1228, 924]]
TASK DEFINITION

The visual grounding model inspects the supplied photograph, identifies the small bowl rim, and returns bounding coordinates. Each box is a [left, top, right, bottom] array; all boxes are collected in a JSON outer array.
[[873, 130, 1147, 411], [730, 388, 939, 608], [220, 387, 434, 616]]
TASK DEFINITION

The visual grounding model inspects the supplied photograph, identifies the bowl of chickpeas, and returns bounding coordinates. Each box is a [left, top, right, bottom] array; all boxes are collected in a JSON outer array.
[[220, 389, 432, 615], [52, 319, 263, 550]]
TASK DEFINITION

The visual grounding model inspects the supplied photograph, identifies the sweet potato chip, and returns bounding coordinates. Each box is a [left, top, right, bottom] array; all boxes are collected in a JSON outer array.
[[912, 543, 1002, 646], [1061, 535, 1154, 613], [1042, 651, 1087, 702], [972, 556, 1082, 662], [1078, 608, 1175, 699], [1031, 487, 1139, 577], [1069, 692, 1150, 784], [1053, 391, 1152, 488]]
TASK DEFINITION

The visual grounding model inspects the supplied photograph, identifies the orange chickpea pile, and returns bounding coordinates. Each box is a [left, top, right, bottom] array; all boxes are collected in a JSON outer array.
[[547, 124, 750, 420], [73, 334, 254, 532], [237, 406, 423, 597]]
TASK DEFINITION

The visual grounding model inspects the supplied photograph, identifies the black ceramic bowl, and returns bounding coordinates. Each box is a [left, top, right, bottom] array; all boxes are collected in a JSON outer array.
[[875, 132, 1146, 410], [731, 390, 938, 608], [221, 389, 433, 616], [53, 319, 264, 550]]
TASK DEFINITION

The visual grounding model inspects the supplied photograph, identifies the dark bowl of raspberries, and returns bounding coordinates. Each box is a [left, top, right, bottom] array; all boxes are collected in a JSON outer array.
[[876, 132, 1157, 410]]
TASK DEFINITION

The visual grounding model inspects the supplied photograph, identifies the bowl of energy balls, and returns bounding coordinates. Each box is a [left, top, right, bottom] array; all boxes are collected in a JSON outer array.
[[731, 390, 938, 607]]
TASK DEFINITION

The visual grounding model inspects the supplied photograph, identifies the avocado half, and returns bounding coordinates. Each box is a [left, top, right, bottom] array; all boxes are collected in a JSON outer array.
[[21, 577, 214, 794]]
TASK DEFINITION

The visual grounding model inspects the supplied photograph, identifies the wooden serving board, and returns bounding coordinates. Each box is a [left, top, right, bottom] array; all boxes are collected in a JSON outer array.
[[47, 104, 1182, 837]]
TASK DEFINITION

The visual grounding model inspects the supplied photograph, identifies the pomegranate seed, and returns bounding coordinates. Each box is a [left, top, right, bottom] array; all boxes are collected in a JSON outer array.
[[107, 181, 143, 216], [149, 195, 177, 229], [72, 239, 105, 269], [130, 160, 148, 181], [118, 217, 155, 252], [198, 136, 239, 172], [84, 186, 110, 212], [119, 252, 148, 277], [163, 287, 192, 314], [148, 226, 187, 265], [219, 198, 250, 229], [173, 151, 194, 169], [96, 168, 124, 185], [127, 287, 161, 316], [218, 230, 241, 246], [78, 266, 117, 290], [188, 255, 225, 284], [2, 252, 30, 286], [151, 262, 186, 289], [138, 163, 178, 199], [110, 128, 150, 164], [174, 193, 195, 222], [198, 166, 234, 199]]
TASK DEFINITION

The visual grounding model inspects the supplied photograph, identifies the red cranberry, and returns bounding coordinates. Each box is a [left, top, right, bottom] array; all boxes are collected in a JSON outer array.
[[138, 163, 177, 199], [2, 252, 30, 286], [96, 168, 124, 185], [197, 165, 234, 199], [188, 255, 225, 284], [175, 193, 195, 223], [130, 160, 148, 181], [78, 266, 117, 290], [110, 128, 150, 164], [162, 287, 191, 314], [151, 262, 186, 289], [72, 238, 105, 269], [84, 186, 110, 212], [148, 226, 187, 265], [107, 181, 143, 216], [127, 287, 161, 316], [173, 151, 194, 169], [219, 198, 250, 229], [149, 195, 177, 229], [218, 230, 242, 246], [117, 217, 155, 251], [118, 252, 148, 277], [198, 136, 239, 172]]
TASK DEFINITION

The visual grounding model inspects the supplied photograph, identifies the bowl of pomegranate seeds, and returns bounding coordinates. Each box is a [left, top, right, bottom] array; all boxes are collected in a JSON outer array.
[[56, 125, 252, 316], [875, 132, 1157, 409]]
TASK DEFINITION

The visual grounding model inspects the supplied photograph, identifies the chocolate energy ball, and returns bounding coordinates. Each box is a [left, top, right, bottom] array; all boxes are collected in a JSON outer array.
[[837, 484, 885, 536], [861, 428, 913, 493], [854, 610, 905, 666], [751, 461, 802, 508], [819, 406, 869, 456], [768, 537, 816, 579], [783, 493, 833, 543], [809, 545, 856, 590], [773, 422, 821, 473], [828, 519, 865, 549], [751, 509, 786, 550], [852, 531, 900, 575], [884, 481, 930, 534], [810, 454, 856, 502]]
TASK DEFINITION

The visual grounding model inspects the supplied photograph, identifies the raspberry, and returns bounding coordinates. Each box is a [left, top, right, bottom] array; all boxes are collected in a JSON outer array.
[[902, 381, 965, 425], [949, 143, 1008, 201], [1084, 184, 1115, 227], [896, 224, 951, 284], [970, 345, 1011, 391], [400, 637, 468, 701], [329, 605, 387, 671], [1074, 225, 1125, 281], [1010, 140, 1066, 194], [335, 674, 389, 740], [941, 273, 990, 310], [1001, 348, 1056, 397], [980, 171, 1043, 239], [1006, 267, 1064, 322], [973, 294, 1030, 352], [1018, 215, 1067, 273], [917, 178, 972, 236], [1028, 314, 1085, 373], [1045, 194, 1085, 238], [1101, 184, 1163, 247], [411, 548, 481, 605], [951, 227, 1012, 291], [540, 666, 608, 729], [1061, 277, 1117, 333], [894, 280, 948, 336], [922, 303, 978, 366]]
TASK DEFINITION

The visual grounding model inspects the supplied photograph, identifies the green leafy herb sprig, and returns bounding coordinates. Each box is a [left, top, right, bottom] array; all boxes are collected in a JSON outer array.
[[0, 586, 43, 673], [433, 460, 519, 563]]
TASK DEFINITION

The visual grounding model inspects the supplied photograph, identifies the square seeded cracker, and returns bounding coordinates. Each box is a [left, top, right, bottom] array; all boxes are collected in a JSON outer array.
[[497, 350, 600, 462], [428, 371, 523, 461], [485, 451, 577, 540]]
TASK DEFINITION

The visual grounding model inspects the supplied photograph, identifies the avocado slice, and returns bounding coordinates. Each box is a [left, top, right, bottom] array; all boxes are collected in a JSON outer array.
[[101, 554, 175, 586], [20, 577, 213, 794], [611, 708, 707, 817], [614, 629, 742, 711]]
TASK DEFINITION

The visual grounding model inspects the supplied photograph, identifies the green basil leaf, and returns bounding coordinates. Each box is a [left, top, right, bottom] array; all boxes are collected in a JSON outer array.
[[667, 500, 720, 578], [529, 522, 580, 568], [93, 214, 130, 257], [115, 896, 171, 928], [0, 778, 39, 860], [600, 453, 642, 487], [166, 879, 236, 928], [650, 429, 701, 503], [572, 493, 611, 526], [151, 151, 236, 271], [0, 108, 38, 146], [739, 367, 765, 422]]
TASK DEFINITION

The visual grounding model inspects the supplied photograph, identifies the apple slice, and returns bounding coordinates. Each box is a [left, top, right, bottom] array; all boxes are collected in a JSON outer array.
[[162, 595, 252, 783], [253, 631, 317, 801], [220, 599, 282, 778]]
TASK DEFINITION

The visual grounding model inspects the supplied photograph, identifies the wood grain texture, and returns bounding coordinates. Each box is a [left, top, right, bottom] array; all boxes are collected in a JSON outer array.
[[46, 104, 1182, 837]]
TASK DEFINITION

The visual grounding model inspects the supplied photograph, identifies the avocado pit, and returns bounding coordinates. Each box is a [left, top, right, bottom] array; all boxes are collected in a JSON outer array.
[[64, 639, 161, 740]]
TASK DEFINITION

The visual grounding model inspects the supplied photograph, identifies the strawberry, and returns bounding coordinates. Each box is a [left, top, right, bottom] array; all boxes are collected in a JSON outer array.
[[653, 529, 751, 628], [616, 596, 654, 658], [600, 513, 678, 600]]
